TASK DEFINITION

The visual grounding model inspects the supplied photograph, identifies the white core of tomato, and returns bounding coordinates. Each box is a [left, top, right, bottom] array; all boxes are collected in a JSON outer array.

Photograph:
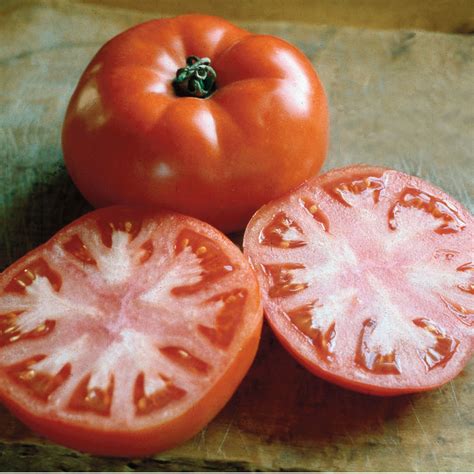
[[0, 276, 97, 333], [33, 335, 90, 374], [363, 275, 436, 354], [82, 328, 167, 396], [408, 260, 472, 294], [310, 288, 357, 332], [299, 237, 358, 284], [88, 338, 124, 391], [383, 207, 446, 253], [81, 229, 133, 285], [140, 246, 202, 304]]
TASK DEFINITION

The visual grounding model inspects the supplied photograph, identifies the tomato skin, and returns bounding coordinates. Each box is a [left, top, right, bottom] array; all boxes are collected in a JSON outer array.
[[0, 206, 263, 456], [62, 14, 328, 233], [244, 165, 473, 396]]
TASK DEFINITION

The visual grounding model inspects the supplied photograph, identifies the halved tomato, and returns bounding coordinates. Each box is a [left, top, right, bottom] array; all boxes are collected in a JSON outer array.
[[0, 207, 262, 456], [243, 165, 473, 395]]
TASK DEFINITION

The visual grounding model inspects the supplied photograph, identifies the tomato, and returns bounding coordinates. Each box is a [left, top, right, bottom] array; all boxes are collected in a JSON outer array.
[[0, 207, 262, 456], [243, 165, 473, 395], [62, 14, 328, 233]]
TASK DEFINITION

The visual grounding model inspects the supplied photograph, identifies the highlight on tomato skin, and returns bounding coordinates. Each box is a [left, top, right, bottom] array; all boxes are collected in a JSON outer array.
[[0, 206, 263, 457], [243, 164, 473, 396], [62, 14, 328, 233]]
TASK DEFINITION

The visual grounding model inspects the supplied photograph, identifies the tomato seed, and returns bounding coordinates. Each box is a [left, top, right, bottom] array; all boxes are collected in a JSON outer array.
[[19, 369, 36, 381], [196, 246, 207, 256], [24, 270, 36, 281]]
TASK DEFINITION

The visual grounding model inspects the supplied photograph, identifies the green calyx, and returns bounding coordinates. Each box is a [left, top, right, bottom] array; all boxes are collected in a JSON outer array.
[[173, 56, 216, 98]]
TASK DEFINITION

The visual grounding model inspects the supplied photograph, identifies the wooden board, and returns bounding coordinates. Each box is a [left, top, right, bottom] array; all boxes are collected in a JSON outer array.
[[0, 1, 473, 471]]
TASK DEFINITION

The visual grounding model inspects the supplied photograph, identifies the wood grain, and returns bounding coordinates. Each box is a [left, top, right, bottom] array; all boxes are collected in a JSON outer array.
[[44, 0, 474, 34], [0, 1, 473, 471]]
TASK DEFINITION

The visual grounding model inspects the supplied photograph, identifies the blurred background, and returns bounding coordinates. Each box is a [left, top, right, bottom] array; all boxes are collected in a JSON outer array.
[[44, 0, 474, 33], [0, 0, 473, 471]]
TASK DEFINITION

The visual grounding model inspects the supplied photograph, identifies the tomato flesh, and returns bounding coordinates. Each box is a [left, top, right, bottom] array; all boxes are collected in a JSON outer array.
[[244, 165, 473, 395], [0, 207, 262, 456]]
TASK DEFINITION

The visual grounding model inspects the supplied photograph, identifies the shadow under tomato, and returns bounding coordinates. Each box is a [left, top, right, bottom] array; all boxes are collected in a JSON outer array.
[[0, 161, 92, 272], [229, 323, 413, 446]]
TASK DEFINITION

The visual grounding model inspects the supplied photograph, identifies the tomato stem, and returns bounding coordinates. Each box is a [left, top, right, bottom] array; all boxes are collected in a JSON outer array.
[[173, 56, 216, 98]]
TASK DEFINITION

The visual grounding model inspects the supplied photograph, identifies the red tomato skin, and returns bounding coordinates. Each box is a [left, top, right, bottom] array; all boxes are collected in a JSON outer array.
[[244, 165, 473, 396], [62, 15, 328, 233], [0, 207, 263, 456]]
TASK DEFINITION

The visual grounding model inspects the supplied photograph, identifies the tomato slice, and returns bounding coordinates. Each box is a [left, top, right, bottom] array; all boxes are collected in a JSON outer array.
[[0, 207, 262, 456], [243, 165, 473, 395]]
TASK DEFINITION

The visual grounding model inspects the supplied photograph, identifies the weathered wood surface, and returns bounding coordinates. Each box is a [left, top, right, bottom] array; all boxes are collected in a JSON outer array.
[[0, 1, 473, 471], [14, 0, 474, 34]]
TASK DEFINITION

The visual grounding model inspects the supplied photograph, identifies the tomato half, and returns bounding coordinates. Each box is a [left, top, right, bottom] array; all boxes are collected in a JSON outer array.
[[62, 14, 328, 233], [0, 207, 262, 456], [243, 165, 473, 395]]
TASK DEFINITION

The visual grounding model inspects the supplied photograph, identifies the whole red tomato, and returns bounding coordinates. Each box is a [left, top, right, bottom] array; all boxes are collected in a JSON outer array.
[[62, 14, 328, 232]]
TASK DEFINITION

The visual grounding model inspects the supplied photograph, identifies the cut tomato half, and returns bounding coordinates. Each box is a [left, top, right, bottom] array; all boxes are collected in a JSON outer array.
[[0, 207, 262, 456], [244, 165, 473, 395]]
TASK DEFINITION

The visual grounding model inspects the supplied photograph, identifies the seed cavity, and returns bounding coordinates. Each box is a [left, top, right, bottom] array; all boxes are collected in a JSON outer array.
[[388, 188, 466, 234], [455, 262, 474, 295], [440, 295, 473, 327], [198, 289, 247, 348], [259, 211, 307, 248], [5, 259, 62, 293], [413, 318, 459, 370], [300, 198, 330, 232], [160, 346, 209, 374], [62, 234, 97, 265], [457, 262, 473, 272], [262, 263, 308, 298], [69, 375, 114, 416], [355, 319, 401, 375], [99, 216, 142, 248], [133, 372, 186, 416], [24, 270, 36, 281], [138, 239, 154, 264], [323, 173, 386, 207], [7, 356, 71, 401], [0, 318, 55, 348], [286, 301, 336, 360], [433, 249, 459, 262], [172, 229, 234, 296]]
